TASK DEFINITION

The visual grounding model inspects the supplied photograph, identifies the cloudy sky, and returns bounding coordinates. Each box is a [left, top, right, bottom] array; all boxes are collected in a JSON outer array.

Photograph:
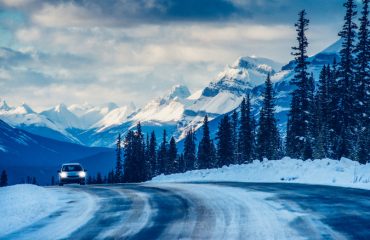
[[0, 0, 348, 110]]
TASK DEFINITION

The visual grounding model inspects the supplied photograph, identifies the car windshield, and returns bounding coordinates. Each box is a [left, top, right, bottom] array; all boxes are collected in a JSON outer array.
[[62, 165, 82, 172]]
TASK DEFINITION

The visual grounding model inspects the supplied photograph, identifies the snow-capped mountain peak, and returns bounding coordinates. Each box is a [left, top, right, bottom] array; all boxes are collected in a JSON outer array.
[[41, 104, 82, 129], [164, 85, 191, 102], [0, 99, 11, 111], [14, 103, 34, 114]]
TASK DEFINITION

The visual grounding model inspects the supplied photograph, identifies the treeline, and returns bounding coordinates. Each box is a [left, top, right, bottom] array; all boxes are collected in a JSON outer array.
[[117, 73, 282, 183], [286, 0, 370, 162], [116, 0, 369, 183]]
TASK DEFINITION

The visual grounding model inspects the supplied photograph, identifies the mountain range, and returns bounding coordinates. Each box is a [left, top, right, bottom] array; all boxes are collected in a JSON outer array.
[[0, 39, 342, 184], [0, 39, 341, 149]]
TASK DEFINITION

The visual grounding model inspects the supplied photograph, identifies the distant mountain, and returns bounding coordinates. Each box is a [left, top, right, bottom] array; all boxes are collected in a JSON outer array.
[[0, 40, 341, 148], [0, 120, 114, 185]]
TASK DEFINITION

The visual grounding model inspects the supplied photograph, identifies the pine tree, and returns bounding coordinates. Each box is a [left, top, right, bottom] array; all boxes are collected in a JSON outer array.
[[96, 172, 103, 184], [148, 131, 157, 177], [197, 115, 214, 169], [133, 122, 147, 181], [178, 153, 185, 173], [123, 123, 147, 183], [231, 110, 239, 164], [313, 65, 331, 158], [286, 10, 312, 159], [238, 95, 255, 164], [168, 137, 178, 174], [107, 170, 115, 184], [216, 114, 233, 167], [158, 130, 168, 174], [355, 0, 370, 162], [115, 134, 123, 183], [51, 176, 55, 186], [32, 177, 37, 185], [184, 128, 196, 171], [257, 74, 282, 160], [0, 170, 8, 187], [337, 0, 358, 159]]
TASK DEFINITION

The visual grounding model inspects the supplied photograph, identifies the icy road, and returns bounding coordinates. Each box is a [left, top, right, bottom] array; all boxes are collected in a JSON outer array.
[[3, 182, 370, 240]]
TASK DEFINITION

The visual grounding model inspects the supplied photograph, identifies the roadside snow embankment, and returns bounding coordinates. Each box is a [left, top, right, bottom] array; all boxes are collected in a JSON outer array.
[[152, 157, 370, 189], [0, 184, 59, 236]]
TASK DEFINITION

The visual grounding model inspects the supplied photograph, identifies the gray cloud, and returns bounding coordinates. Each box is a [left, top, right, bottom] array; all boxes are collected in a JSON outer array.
[[0, 0, 349, 110]]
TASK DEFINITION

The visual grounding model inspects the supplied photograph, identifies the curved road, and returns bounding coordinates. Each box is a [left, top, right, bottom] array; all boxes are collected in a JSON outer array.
[[3, 182, 370, 240]]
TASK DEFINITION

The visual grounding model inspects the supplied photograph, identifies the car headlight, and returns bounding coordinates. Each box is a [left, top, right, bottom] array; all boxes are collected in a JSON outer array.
[[78, 171, 86, 178], [60, 172, 67, 178]]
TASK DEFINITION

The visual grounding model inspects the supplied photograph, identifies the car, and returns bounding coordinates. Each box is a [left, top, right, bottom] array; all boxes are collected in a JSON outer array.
[[58, 163, 87, 186]]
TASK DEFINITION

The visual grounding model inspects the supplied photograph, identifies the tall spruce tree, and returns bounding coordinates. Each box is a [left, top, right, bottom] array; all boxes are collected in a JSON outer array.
[[355, 0, 370, 163], [286, 10, 312, 159], [257, 74, 282, 160], [148, 131, 157, 177], [337, 0, 358, 159], [158, 130, 168, 174], [0, 170, 8, 187], [115, 134, 123, 183], [313, 65, 331, 158], [197, 115, 214, 169], [231, 110, 239, 164], [178, 153, 185, 173], [123, 123, 147, 183], [184, 128, 196, 171], [216, 114, 233, 167], [134, 123, 147, 181], [238, 95, 255, 164], [168, 137, 178, 174]]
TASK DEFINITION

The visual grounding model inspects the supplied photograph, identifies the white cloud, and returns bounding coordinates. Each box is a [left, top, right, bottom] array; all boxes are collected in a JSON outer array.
[[2, 0, 342, 110]]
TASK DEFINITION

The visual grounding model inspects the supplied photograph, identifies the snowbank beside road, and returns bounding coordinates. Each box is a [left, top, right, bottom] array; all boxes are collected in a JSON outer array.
[[152, 157, 370, 189], [0, 184, 59, 236]]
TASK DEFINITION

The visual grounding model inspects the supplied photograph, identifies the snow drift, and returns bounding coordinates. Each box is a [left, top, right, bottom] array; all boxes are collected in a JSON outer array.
[[151, 157, 370, 189]]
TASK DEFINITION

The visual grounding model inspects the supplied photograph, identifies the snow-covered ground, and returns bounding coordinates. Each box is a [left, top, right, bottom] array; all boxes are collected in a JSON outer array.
[[0, 184, 97, 239], [152, 157, 370, 190]]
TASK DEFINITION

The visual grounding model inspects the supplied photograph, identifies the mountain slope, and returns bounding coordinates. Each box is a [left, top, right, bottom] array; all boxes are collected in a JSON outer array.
[[0, 120, 114, 184]]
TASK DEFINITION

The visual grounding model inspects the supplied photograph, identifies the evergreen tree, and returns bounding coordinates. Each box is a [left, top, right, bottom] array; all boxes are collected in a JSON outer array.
[[257, 74, 282, 160], [96, 172, 103, 184], [313, 65, 331, 158], [216, 114, 233, 167], [238, 95, 255, 164], [115, 134, 123, 183], [123, 123, 147, 183], [0, 170, 8, 187], [168, 137, 178, 174], [355, 0, 370, 162], [134, 123, 147, 181], [337, 0, 358, 158], [231, 110, 239, 164], [107, 170, 115, 184], [178, 153, 185, 173], [158, 130, 168, 174], [197, 115, 214, 169], [148, 131, 158, 177], [286, 10, 312, 159], [32, 177, 37, 185], [184, 128, 196, 171], [87, 176, 93, 184], [51, 176, 55, 186]]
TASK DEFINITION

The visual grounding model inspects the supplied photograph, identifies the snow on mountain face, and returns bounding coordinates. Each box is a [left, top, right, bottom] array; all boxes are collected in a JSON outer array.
[[41, 104, 82, 129], [0, 40, 342, 148], [94, 105, 137, 132], [0, 100, 11, 111]]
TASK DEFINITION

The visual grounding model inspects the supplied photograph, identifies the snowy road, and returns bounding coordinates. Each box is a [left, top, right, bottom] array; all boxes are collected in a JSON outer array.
[[3, 182, 370, 240]]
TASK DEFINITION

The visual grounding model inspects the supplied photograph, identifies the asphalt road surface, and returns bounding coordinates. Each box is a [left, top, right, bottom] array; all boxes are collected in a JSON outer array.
[[3, 182, 370, 240]]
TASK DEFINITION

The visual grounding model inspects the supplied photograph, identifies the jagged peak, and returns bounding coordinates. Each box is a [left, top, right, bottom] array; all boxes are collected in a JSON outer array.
[[165, 84, 191, 101], [0, 99, 11, 111], [15, 103, 34, 114]]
